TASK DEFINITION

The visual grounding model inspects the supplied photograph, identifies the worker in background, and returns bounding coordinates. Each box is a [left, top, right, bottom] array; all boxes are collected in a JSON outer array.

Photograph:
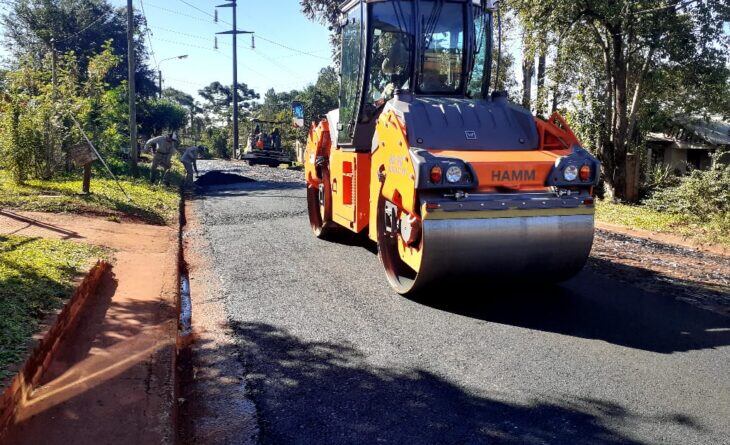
[[180, 145, 204, 186], [145, 133, 178, 185], [272, 128, 281, 150]]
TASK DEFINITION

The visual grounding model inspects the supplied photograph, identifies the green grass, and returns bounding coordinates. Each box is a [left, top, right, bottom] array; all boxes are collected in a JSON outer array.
[[0, 235, 105, 383], [595, 200, 730, 247], [0, 161, 181, 225]]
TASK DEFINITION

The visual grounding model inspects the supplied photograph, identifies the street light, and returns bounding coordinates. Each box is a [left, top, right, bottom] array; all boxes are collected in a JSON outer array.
[[157, 54, 189, 98]]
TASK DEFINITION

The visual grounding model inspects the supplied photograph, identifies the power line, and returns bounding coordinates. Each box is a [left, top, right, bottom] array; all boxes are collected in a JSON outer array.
[[138, 0, 158, 67], [155, 36, 227, 54], [149, 25, 330, 61], [168, 0, 330, 61], [144, 2, 213, 23], [177, 0, 231, 26], [53, 9, 112, 43], [254, 35, 331, 61], [154, 25, 225, 45]]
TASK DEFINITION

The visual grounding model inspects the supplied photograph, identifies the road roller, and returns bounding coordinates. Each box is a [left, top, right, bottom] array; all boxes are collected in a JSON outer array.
[[303, 0, 599, 294]]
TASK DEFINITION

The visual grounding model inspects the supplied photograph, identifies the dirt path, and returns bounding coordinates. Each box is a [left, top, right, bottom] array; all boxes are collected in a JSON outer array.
[[591, 229, 730, 316], [0, 210, 179, 444]]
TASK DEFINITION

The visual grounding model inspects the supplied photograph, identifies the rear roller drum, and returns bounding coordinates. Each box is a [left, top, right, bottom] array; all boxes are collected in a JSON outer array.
[[307, 168, 336, 239], [377, 198, 421, 295]]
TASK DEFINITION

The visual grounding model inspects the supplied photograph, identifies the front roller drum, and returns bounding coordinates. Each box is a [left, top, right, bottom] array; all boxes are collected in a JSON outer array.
[[377, 200, 595, 295]]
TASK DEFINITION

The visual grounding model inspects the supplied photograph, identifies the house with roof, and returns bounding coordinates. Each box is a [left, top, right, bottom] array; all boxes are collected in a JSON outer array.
[[646, 117, 730, 174]]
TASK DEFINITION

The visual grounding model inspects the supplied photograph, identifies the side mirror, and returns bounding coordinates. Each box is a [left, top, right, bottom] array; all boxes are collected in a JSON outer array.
[[291, 101, 305, 128]]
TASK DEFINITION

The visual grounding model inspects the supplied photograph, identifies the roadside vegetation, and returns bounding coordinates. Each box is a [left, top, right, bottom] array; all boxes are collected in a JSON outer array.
[[597, 163, 730, 246], [0, 166, 181, 225], [0, 235, 105, 383]]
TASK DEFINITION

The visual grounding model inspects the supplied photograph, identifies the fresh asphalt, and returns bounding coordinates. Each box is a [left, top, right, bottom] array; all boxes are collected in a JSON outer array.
[[190, 160, 729, 445]]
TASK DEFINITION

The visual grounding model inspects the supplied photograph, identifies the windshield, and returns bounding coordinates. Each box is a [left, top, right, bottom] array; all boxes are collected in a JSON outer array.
[[366, 1, 414, 105], [418, 1, 465, 94]]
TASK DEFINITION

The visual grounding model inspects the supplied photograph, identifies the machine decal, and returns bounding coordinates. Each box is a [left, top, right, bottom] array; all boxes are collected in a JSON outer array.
[[491, 169, 537, 182], [387, 154, 409, 176]]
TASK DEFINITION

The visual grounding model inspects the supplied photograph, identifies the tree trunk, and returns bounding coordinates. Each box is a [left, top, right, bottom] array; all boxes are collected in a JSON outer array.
[[611, 27, 629, 201], [535, 41, 547, 116], [82, 163, 92, 194], [521, 42, 534, 110], [626, 45, 656, 147]]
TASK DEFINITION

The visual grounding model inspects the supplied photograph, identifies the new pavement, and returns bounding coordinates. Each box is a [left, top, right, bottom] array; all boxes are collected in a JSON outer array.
[[189, 160, 730, 445]]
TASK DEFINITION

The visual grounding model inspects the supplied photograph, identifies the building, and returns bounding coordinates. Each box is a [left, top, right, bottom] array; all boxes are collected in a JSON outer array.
[[647, 117, 730, 174]]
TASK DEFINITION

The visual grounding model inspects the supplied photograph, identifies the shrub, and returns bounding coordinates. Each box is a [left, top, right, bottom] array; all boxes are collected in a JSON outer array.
[[645, 163, 730, 234]]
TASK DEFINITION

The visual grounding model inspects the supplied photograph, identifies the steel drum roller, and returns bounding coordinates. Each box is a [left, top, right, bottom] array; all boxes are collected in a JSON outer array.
[[381, 214, 595, 295]]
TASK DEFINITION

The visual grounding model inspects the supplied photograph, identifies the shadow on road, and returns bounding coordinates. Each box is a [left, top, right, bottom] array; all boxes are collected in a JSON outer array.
[[207, 321, 702, 445], [409, 266, 730, 354]]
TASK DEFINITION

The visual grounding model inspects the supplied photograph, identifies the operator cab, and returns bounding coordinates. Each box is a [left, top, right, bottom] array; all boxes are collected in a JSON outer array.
[[336, 0, 496, 150]]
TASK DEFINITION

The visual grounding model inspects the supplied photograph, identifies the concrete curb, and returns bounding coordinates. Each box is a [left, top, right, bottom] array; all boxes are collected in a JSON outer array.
[[595, 222, 729, 258], [0, 260, 111, 441]]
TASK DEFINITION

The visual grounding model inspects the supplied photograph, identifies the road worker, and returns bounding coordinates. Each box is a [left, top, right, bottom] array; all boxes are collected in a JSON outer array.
[[180, 145, 204, 186], [271, 128, 281, 150], [145, 133, 178, 185]]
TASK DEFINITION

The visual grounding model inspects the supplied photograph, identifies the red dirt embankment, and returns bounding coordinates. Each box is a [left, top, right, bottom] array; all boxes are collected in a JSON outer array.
[[0, 210, 179, 445]]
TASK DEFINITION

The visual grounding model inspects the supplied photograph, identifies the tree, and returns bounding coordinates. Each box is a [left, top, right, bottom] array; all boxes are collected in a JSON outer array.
[[163, 87, 203, 141], [300, 0, 341, 52], [138, 99, 188, 137], [511, 0, 729, 201], [198, 81, 259, 124], [0, 42, 122, 180], [1, 0, 157, 97], [197, 81, 259, 153]]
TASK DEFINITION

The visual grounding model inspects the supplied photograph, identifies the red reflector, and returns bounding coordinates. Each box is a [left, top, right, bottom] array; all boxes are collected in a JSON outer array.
[[583, 198, 594, 205], [430, 165, 443, 183], [426, 202, 440, 210], [579, 165, 591, 181]]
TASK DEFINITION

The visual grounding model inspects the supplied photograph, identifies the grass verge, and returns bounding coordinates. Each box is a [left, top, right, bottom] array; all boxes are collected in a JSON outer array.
[[0, 235, 106, 383], [595, 200, 730, 247], [0, 159, 181, 225]]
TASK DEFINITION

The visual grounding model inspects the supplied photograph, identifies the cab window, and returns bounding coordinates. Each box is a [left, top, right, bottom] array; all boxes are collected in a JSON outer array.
[[467, 6, 492, 99], [365, 1, 414, 106], [418, 1, 465, 94], [339, 5, 363, 144]]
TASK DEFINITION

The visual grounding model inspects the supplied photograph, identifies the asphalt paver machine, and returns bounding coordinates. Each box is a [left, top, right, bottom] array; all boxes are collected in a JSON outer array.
[[242, 118, 293, 167]]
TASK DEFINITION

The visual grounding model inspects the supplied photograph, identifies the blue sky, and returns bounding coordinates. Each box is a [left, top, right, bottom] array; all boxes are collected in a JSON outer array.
[[0, 1, 334, 101], [117, 0, 333, 100]]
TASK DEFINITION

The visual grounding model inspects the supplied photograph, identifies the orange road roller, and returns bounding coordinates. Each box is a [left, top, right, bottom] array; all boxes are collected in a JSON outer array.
[[302, 0, 599, 294]]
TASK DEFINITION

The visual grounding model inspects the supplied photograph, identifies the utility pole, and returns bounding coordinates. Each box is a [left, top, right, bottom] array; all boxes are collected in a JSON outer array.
[[127, 0, 138, 176], [216, 1, 253, 159]]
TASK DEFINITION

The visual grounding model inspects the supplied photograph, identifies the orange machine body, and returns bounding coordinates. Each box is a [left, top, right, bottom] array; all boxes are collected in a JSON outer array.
[[305, 110, 586, 250]]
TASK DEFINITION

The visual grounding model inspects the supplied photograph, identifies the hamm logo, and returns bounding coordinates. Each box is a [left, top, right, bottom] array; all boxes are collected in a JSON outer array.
[[492, 170, 537, 182]]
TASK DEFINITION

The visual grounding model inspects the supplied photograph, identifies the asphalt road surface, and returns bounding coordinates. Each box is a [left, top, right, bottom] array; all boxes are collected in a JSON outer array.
[[189, 160, 729, 445]]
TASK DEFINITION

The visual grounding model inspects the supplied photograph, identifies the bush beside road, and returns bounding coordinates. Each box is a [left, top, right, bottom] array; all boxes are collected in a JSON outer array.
[[596, 199, 730, 248]]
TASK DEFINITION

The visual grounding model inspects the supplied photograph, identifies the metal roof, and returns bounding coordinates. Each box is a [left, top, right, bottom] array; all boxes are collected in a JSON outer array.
[[679, 118, 730, 146]]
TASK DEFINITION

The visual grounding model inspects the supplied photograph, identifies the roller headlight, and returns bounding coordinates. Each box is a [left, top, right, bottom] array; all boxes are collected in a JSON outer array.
[[445, 165, 463, 183], [563, 165, 578, 181]]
